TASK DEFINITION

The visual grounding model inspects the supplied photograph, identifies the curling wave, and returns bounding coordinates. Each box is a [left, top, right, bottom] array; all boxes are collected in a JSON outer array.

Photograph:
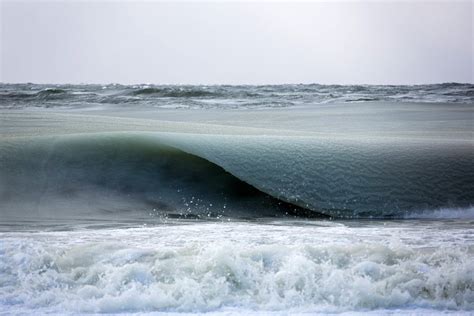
[[0, 134, 317, 220], [1, 131, 473, 219]]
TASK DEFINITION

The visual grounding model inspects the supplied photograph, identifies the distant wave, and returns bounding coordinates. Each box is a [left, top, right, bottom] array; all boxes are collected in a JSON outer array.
[[1, 83, 473, 109], [131, 87, 219, 98], [0, 88, 69, 102], [36, 88, 67, 95]]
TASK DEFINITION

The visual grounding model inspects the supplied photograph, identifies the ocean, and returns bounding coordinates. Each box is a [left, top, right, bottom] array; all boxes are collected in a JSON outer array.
[[0, 83, 473, 314]]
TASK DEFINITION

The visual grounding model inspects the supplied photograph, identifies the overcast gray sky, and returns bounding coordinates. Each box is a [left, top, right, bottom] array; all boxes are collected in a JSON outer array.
[[1, 1, 472, 85]]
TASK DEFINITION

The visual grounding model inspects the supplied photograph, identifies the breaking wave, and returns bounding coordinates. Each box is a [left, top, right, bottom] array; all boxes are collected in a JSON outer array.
[[0, 134, 318, 220], [1, 132, 472, 219]]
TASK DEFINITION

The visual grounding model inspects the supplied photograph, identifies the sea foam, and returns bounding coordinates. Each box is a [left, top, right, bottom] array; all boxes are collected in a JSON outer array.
[[1, 221, 473, 314]]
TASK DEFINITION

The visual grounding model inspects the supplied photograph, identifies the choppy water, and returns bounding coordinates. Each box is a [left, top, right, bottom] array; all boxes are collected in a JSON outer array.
[[1, 82, 473, 109], [0, 83, 473, 314]]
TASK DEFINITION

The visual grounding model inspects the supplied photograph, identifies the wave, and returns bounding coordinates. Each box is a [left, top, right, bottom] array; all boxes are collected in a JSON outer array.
[[0, 88, 70, 105], [1, 83, 473, 109], [36, 88, 68, 96], [131, 87, 219, 98], [1, 132, 473, 219], [0, 134, 319, 220]]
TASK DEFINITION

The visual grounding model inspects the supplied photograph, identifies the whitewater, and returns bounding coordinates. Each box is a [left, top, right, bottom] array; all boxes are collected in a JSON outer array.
[[0, 83, 473, 314]]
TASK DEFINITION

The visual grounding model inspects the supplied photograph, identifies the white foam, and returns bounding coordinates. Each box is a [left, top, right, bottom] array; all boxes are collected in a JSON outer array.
[[1, 221, 473, 314]]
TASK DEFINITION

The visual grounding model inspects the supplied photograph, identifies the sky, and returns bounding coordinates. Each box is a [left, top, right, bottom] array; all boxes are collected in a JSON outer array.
[[0, 0, 472, 85]]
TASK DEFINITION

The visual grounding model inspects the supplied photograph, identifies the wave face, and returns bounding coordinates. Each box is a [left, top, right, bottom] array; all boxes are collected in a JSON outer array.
[[1, 221, 473, 314], [1, 132, 472, 219], [1, 83, 473, 109], [170, 134, 473, 218], [0, 134, 315, 221]]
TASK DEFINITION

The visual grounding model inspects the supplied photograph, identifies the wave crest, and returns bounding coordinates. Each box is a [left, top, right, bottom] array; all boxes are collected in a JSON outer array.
[[131, 87, 219, 98]]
